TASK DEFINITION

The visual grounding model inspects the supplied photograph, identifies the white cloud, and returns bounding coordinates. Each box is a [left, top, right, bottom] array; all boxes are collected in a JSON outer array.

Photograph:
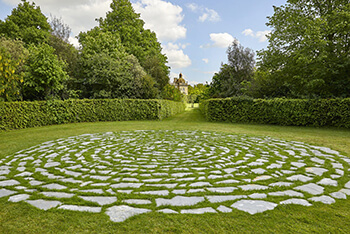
[[242, 28, 271, 42], [133, 0, 186, 42], [163, 43, 192, 69], [202, 58, 209, 64], [186, 3, 220, 22], [3, 0, 111, 38], [201, 33, 237, 48]]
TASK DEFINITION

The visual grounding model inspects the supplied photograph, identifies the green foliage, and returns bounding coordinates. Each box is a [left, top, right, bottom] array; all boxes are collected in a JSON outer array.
[[188, 84, 210, 103], [98, 0, 169, 94], [257, 0, 350, 98], [210, 40, 255, 98], [161, 84, 183, 102], [77, 28, 157, 99], [0, 99, 185, 131], [0, 0, 51, 45], [200, 97, 350, 128], [0, 38, 28, 101], [23, 43, 68, 100]]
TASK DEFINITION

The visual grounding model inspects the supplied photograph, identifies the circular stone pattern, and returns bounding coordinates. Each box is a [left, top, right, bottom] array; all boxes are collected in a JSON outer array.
[[1, 130, 350, 222]]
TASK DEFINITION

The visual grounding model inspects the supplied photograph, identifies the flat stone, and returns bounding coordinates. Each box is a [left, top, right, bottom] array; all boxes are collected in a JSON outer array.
[[145, 183, 177, 189], [42, 192, 74, 198], [79, 196, 117, 206], [311, 157, 325, 165], [172, 173, 192, 178], [207, 187, 237, 193], [0, 188, 17, 198], [287, 175, 313, 182], [90, 175, 111, 181], [268, 190, 304, 197], [345, 181, 350, 189], [295, 183, 324, 195], [280, 198, 312, 206], [305, 167, 328, 176], [339, 189, 350, 195], [59, 205, 101, 213], [317, 178, 338, 187], [42, 183, 67, 190], [239, 184, 269, 191], [124, 199, 152, 205], [269, 182, 293, 187], [139, 190, 169, 196], [231, 200, 277, 215], [330, 192, 346, 199], [111, 183, 143, 188], [309, 195, 336, 204], [29, 180, 44, 186], [332, 163, 343, 169], [8, 194, 30, 202], [44, 162, 60, 168], [189, 182, 212, 187], [187, 189, 205, 193], [253, 175, 272, 182], [281, 170, 294, 175], [106, 205, 151, 222], [79, 189, 104, 194], [181, 207, 217, 214], [251, 168, 266, 174], [0, 180, 20, 187], [217, 205, 232, 213], [267, 163, 283, 169], [117, 190, 133, 194], [158, 208, 178, 214], [156, 196, 204, 207], [61, 178, 84, 184], [26, 199, 62, 210], [248, 193, 267, 199], [172, 189, 186, 194], [291, 162, 306, 168], [206, 195, 246, 203], [215, 179, 240, 184], [15, 172, 33, 177], [143, 179, 163, 183]]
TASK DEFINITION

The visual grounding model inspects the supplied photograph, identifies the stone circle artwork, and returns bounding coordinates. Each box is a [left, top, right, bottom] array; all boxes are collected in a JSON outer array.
[[1, 130, 350, 222]]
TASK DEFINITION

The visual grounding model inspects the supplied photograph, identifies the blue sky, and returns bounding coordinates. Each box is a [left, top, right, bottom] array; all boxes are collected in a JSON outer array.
[[0, 0, 287, 85]]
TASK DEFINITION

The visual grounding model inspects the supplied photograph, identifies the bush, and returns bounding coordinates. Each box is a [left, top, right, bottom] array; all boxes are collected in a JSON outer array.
[[0, 99, 185, 131], [200, 97, 350, 128]]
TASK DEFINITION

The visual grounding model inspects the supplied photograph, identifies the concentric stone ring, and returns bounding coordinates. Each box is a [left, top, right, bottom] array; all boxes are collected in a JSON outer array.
[[1, 130, 349, 222]]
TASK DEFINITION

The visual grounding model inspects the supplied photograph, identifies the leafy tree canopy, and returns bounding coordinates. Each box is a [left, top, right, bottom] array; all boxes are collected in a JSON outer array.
[[257, 0, 350, 98], [0, 0, 51, 45], [210, 40, 255, 98]]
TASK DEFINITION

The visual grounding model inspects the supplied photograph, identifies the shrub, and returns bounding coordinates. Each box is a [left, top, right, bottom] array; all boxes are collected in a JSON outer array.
[[200, 97, 350, 128], [0, 99, 185, 131]]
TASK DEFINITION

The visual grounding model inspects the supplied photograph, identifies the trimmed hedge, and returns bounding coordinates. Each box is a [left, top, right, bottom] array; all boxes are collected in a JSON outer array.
[[200, 97, 350, 128], [0, 99, 185, 131]]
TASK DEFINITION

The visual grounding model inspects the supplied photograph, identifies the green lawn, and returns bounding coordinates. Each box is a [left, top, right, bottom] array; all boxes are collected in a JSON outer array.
[[1, 108, 350, 233]]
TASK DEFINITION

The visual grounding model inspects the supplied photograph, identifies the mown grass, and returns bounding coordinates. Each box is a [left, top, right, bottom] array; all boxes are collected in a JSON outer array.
[[1, 108, 350, 233]]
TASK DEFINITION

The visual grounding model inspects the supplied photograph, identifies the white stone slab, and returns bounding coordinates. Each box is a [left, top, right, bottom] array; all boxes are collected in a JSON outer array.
[[0, 188, 17, 198], [124, 199, 152, 205], [206, 195, 246, 203], [42, 183, 67, 190], [42, 192, 74, 198], [59, 205, 101, 213], [309, 195, 336, 204], [106, 205, 151, 222], [280, 198, 312, 206], [330, 192, 346, 199], [207, 187, 237, 193], [156, 196, 204, 207], [291, 162, 306, 168], [8, 194, 30, 202], [253, 175, 272, 182], [79, 189, 105, 194], [79, 196, 117, 205], [0, 180, 20, 187], [269, 182, 293, 187], [295, 183, 324, 195], [217, 205, 232, 213], [305, 167, 328, 176], [26, 199, 62, 210], [287, 175, 313, 182], [139, 190, 169, 196], [44, 162, 60, 168], [239, 184, 269, 191], [268, 190, 304, 197], [111, 183, 143, 189], [317, 178, 338, 187], [181, 207, 217, 214], [215, 179, 240, 184], [251, 168, 266, 174], [145, 183, 177, 189], [158, 208, 178, 214], [231, 200, 277, 215], [248, 193, 267, 199]]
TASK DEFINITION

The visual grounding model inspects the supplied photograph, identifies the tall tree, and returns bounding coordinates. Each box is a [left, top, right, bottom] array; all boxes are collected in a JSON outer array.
[[257, 0, 350, 98], [0, 0, 51, 45], [98, 0, 169, 92], [210, 40, 255, 98]]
